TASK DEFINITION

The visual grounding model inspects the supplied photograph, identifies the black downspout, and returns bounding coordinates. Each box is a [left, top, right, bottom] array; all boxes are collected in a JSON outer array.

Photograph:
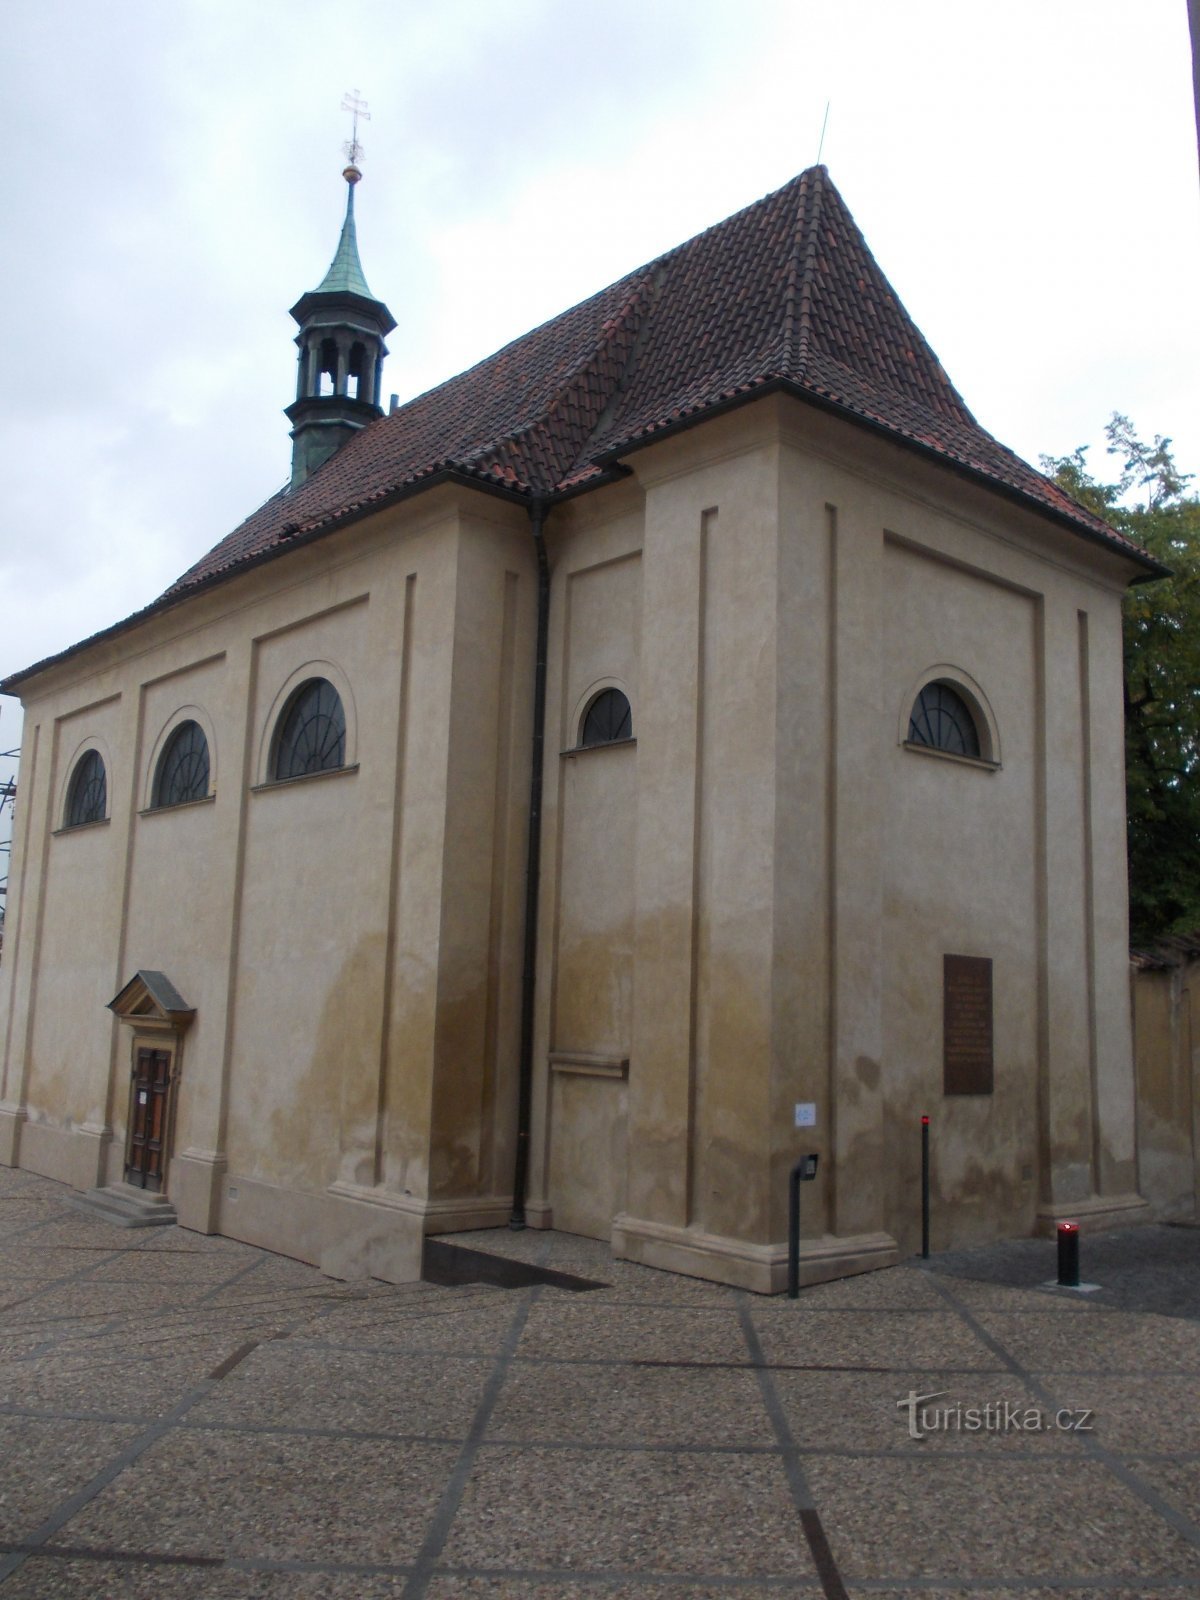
[[510, 499, 550, 1228]]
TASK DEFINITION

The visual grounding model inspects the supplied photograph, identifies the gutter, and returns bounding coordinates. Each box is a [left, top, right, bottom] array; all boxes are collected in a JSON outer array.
[[592, 377, 1170, 582], [510, 498, 550, 1228], [0, 468, 528, 695], [1, 462, 634, 699]]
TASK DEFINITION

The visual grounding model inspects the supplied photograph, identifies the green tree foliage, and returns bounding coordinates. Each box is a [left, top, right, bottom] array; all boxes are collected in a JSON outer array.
[[1043, 415, 1200, 946]]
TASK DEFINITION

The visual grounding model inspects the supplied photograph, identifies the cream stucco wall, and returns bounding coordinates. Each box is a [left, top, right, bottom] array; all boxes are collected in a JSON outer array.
[[534, 395, 1146, 1288], [0, 390, 1149, 1291], [0, 485, 536, 1280]]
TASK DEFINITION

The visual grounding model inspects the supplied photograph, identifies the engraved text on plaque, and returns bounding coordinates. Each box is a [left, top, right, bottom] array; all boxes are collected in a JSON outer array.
[[943, 954, 993, 1095]]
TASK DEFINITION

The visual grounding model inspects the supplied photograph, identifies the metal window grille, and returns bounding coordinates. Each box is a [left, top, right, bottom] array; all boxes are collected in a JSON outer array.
[[152, 721, 211, 808], [66, 750, 107, 827], [580, 688, 632, 747], [908, 682, 981, 759], [272, 679, 346, 779]]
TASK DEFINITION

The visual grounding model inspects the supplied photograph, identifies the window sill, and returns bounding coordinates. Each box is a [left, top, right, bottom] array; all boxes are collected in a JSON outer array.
[[561, 737, 637, 759], [138, 795, 216, 818], [52, 817, 111, 837], [251, 763, 359, 794], [902, 741, 999, 773], [550, 1051, 629, 1079]]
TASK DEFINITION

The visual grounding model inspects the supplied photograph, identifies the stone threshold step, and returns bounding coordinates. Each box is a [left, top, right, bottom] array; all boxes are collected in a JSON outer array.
[[66, 1183, 178, 1229]]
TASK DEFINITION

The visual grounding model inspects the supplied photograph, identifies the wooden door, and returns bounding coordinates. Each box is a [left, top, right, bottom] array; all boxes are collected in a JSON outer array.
[[126, 1048, 172, 1191]]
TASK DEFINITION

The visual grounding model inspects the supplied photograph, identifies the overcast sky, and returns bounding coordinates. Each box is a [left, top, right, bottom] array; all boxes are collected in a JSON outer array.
[[1, 0, 1197, 781]]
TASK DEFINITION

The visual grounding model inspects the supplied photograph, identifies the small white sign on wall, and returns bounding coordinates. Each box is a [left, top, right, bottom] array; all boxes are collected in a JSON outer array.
[[794, 1102, 817, 1128]]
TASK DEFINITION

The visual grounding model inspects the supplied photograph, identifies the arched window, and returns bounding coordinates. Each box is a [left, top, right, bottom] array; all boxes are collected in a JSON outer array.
[[348, 340, 366, 400], [580, 688, 632, 748], [65, 749, 107, 827], [152, 721, 211, 808], [272, 678, 346, 780], [318, 337, 338, 396], [907, 681, 981, 759]]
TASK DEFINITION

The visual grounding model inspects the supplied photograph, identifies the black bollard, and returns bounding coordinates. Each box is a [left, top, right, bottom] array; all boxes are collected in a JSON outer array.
[[1057, 1221, 1080, 1287], [787, 1153, 820, 1299], [921, 1114, 930, 1259]]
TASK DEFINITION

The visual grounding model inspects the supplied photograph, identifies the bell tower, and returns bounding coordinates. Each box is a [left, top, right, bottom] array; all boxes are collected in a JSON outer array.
[[286, 99, 395, 488]]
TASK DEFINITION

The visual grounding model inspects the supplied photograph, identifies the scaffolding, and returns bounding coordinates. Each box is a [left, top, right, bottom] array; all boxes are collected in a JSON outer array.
[[0, 749, 16, 960]]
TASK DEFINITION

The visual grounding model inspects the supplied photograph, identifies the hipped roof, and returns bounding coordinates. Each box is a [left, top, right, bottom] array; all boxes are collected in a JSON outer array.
[[3, 166, 1161, 692]]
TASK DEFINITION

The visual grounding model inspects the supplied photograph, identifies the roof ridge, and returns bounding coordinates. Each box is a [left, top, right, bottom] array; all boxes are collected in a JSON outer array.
[[790, 165, 825, 376], [446, 272, 658, 491], [806, 178, 977, 427], [569, 268, 664, 469], [115, 163, 1166, 636]]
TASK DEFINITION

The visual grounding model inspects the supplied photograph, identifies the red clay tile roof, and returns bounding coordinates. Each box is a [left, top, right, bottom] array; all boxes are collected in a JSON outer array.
[[2, 167, 1161, 691], [168, 165, 1153, 598]]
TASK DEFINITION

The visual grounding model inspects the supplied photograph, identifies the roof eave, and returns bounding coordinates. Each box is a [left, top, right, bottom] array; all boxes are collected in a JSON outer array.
[[0, 457, 643, 698], [289, 288, 396, 336], [592, 378, 1168, 581]]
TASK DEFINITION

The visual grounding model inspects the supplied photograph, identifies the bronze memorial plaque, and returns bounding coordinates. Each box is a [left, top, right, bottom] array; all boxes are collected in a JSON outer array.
[[943, 954, 993, 1095]]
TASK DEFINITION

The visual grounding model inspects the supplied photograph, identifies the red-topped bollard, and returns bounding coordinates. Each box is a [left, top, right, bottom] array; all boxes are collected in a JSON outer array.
[[1057, 1221, 1080, 1287]]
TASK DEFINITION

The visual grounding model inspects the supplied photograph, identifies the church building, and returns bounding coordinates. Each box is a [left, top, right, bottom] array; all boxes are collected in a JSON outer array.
[[0, 163, 1157, 1290]]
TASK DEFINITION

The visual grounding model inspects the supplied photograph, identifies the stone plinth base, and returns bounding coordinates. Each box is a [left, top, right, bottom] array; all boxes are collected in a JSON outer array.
[[1035, 1192, 1152, 1236], [0, 1105, 26, 1166], [171, 1149, 227, 1235], [416, 1194, 516, 1233], [612, 1212, 899, 1294], [329, 1186, 518, 1235], [2, 1116, 113, 1190], [71, 1123, 114, 1191], [321, 1183, 427, 1284]]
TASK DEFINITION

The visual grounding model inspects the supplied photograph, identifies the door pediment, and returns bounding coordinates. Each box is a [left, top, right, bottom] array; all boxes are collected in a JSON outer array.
[[108, 971, 195, 1034]]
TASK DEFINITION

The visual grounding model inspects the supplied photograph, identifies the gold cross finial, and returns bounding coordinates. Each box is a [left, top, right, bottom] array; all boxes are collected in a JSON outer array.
[[341, 89, 370, 169]]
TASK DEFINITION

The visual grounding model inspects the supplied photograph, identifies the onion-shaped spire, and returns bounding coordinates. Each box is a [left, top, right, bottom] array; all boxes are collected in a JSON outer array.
[[285, 140, 395, 489], [312, 166, 376, 300]]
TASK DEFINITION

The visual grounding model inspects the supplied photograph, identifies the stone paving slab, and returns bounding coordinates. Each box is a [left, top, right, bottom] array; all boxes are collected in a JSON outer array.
[[290, 1287, 521, 1355], [0, 1566, 413, 1600], [6, 1282, 218, 1322], [929, 1221, 1200, 1319], [966, 1307, 1200, 1372], [48, 1431, 459, 1565], [438, 1444, 817, 1578], [771, 1366, 1087, 1454], [186, 1344, 494, 1436], [751, 1303, 1002, 1370], [847, 1591, 1200, 1600], [1, 1248, 136, 1282], [1125, 1456, 1200, 1523], [929, 1276, 1100, 1313], [423, 1584, 818, 1599], [0, 1418, 141, 1540], [3, 1337, 260, 1419], [488, 1359, 776, 1448], [1, 1168, 1200, 1598], [1064, 1373, 1200, 1451], [516, 1300, 749, 1364], [806, 1452, 1200, 1580]]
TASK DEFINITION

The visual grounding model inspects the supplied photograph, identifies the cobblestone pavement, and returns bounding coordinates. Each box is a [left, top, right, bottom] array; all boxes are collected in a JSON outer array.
[[2, 1167, 1199, 1597]]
